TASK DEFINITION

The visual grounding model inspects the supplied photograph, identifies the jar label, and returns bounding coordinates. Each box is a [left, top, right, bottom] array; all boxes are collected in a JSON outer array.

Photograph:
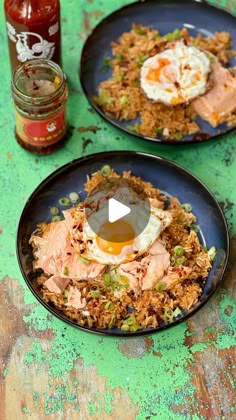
[[15, 110, 66, 147]]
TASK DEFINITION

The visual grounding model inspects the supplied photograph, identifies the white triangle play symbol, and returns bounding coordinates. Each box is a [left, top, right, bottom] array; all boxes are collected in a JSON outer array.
[[108, 198, 131, 223]]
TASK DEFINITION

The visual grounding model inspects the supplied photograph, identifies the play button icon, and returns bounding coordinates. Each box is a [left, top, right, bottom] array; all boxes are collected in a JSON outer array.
[[108, 198, 131, 223], [85, 177, 151, 243]]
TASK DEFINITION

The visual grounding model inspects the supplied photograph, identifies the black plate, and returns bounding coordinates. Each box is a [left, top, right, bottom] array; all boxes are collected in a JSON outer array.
[[79, 0, 236, 144], [17, 151, 229, 335]]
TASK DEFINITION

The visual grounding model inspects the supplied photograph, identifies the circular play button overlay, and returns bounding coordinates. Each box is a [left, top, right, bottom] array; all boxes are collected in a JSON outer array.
[[85, 177, 151, 243]]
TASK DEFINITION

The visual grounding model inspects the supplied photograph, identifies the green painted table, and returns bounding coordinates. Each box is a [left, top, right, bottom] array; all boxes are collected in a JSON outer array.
[[0, 1, 235, 419]]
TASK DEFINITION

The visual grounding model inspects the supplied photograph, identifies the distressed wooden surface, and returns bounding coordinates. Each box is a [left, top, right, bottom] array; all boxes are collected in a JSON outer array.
[[0, 0, 235, 419]]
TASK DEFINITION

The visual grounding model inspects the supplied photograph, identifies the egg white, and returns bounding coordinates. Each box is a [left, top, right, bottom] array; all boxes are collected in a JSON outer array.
[[140, 41, 211, 105]]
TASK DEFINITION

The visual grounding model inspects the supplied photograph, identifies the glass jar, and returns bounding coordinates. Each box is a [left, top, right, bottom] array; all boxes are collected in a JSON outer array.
[[4, 0, 61, 72], [11, 58, 68, 154]]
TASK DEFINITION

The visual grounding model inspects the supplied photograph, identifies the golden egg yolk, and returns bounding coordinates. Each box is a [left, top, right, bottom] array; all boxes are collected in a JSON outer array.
[[96, 220, 135, 255], [147, 58, 171, 82]]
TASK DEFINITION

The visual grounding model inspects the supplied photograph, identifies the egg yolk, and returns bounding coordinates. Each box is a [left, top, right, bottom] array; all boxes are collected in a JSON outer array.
[[96, 220, 135, 255], [147, 58, 171, 82]]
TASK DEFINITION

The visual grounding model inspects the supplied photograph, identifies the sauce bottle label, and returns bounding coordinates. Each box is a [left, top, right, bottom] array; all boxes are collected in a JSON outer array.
[[6, 21, 58, 62], [15, 110, 66, 147]]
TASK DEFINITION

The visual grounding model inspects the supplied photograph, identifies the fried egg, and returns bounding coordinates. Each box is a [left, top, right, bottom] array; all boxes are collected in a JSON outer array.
[[140, 41, 211, 105], [80, 189, 172, 265]]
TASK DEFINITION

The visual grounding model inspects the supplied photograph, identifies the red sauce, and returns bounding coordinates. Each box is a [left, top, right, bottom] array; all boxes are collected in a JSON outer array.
[[4, 0, 61, 72]]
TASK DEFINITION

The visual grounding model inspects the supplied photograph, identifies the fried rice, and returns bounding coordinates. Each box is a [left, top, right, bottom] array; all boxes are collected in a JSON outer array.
[[93, 25, 236, 140], [30, 167, 215, 332]]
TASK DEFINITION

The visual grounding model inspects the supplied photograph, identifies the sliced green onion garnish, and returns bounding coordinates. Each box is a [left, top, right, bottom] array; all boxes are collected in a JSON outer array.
[[114, 74, 124, 82], [138, 55, 147, 65], [90, 290, 101, 298], [50, 206, 59, 215], [129, 325, 139, 333], [52, 215, 63, 222], [123, 315, 136, 326], [174, 245, 184, 257], [63, 266, 69, 276], [121, 324, 130, 332], [59, 197, 70, 206], [100, 165, 111, 177], [173, 131, 184, 141], [207, 246, 217, 261], [78, 255, 91, 265], [155, 282, 166, 292], [182, 203, 192, 213], [175, 256, 186, 266], [105, 300, 114, 310], [170, 256, 176, 265], [108, 314, 116, 329], [69, 192, 80, 203], [103, 273, 112, 287], [155, 128, 163, 136], [191, 223, 199, 233], [126, 124, 140, 134]]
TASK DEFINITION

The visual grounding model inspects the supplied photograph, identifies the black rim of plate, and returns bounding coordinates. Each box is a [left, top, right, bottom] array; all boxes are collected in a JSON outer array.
[[17, 151, 230, 336], [79, 0, 236, 145]]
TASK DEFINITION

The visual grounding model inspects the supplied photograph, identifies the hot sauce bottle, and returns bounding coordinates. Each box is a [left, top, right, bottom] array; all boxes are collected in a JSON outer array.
[[4, 0, 61, 72]]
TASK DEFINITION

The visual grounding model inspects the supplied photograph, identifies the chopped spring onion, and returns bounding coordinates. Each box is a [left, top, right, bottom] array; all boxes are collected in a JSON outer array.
[[100, 165, 111, 177], [115, 54, 123, 63], [78, 255, 91, 265], [127, 124, 140, 134], [155, 282, 166, 292], [207, 246, 217, 261], [52, 215, 63, 222], [103, 273, 112, 287], [105, 300, 114, 310], [182, 203, 192, 213], [114, 74, 124, 82], [163, 306, 182, 323], [123, 315, 136, 326], [90, 290, 101, 298], [170, 256, 176, 265], [120, 95, 130, 107], [138, 55, 147, 65], [69, 192, 80, 203], [50, 206, 59, 215], [173, 131, 184, 141], [155, 128, 163, 136], [59, 197, 70, 206], [129, 325, 139, 333], [108, 314, 116, 329], [122, 315, 139, 332], [175, 256, 186, 266], [191, 223, 199, 233], [174, 245, 184, 257], [100, 56, 113, 72], [97, 90, 113, 107], [121, 324, 130, 332], [164, 29, 181, 41], [63, 266, 69, 276]]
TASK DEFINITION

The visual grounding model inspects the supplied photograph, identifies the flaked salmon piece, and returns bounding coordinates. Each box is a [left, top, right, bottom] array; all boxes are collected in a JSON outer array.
[[161, 266, 193, 289], [117, 241, 170, 291], [30, 219, 105, 280], [192, 61, 236, 127], [66, 286, 87, 309], [142, 243, 170, 290], [44, 276, 70, 294], [148, 240, 168, 256]]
